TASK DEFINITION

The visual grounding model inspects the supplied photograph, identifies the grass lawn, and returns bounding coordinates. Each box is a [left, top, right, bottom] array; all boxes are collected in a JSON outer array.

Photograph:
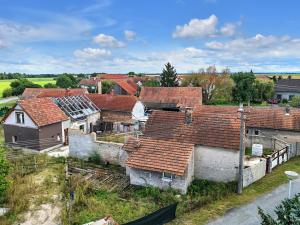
[[0, 78, 56, 98], [97, 133, 126, 143], [170, 156, 300, 225]]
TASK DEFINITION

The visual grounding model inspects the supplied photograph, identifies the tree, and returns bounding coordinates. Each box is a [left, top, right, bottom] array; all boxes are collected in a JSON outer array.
[[181, 66, 234, 104], [0, 147, 9, 201], [2, 88, 12, 98], [101, 80, 114, 94], [291, 96, 300, 107], [258, 193, 300, 225], [160, 62, 179, 87], [128, 72, 135, 77], [231, 71, 256, 104], [253, 81, 274, 103], [56, 74, 78, 88], [44, 83, 57, 88], [10, 78, 42, 96]]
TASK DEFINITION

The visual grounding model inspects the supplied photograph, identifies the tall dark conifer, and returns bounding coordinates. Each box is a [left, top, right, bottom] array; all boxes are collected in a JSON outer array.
[[160, 62, 179, 87]]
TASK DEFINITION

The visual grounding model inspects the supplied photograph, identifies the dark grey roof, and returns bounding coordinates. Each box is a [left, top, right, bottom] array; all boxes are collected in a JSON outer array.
[[275, 79, 300, 93]]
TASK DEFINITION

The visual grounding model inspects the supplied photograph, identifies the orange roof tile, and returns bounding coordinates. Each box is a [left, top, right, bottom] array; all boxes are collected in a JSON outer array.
[[114, 80, 137, 95], [86, 94, 137, 112], [21, 88, 88, 99], [98, 74, 129, 79], [18, 98, 69, 127], [126, 137, 194, 176], [140, 87, 202, 109]]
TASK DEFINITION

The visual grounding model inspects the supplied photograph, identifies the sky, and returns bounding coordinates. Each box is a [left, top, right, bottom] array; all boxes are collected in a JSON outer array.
[[1, 0, 300, 74]]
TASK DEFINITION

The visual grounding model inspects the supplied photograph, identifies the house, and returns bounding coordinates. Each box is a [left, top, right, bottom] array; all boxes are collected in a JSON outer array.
[[124, 109, 242, 193], [2, 98, 70, 151], [79, 74, 138, 95], [51, 95, 100, 134], [21, 88, 88, 99], [275, 78, 300, 101], [86, 94, 147, 133], [139, 87, 202, 112]]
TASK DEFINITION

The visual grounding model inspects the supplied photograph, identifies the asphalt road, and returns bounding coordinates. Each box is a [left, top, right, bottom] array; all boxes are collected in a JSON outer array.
[[207, 178, 300, 225], [0, 96, 18, 104]]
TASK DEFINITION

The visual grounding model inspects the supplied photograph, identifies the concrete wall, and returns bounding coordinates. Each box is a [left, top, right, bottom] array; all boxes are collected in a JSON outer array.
[[127, 150, 194, 194], [69, 130, 123, 165], [243, 158, 266, 187], [246, 128, 300, 156], [194, 145, 239, 182]]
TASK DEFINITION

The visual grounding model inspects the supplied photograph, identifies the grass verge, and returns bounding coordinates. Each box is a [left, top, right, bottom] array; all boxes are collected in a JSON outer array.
[[170, 156, 300, 225]]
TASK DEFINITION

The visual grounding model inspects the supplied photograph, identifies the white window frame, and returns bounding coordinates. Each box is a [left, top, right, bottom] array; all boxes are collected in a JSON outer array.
[[162, 172, 173, 182], [15, 111, 25, 124]]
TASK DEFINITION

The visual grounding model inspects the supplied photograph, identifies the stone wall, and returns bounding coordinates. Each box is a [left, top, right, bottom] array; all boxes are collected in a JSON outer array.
[[69, 130, 123, 165], [194, 145, 239, 182]]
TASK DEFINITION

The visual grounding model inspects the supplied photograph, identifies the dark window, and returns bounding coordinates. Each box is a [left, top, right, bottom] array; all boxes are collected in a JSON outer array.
[[289, 95, 294, 101], [246, 129, 249, 134], [277, 94, 282, 100], [79, 125, 84, 132], [254, 130, 260, 135], [16, 112, 25, 124]]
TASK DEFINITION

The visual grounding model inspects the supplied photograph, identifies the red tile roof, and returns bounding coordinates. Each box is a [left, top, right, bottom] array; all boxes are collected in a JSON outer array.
[[98, 74, 129, 79], [114, 80, 137, 95], [144, 109, 241, 150], [140, 87, 202, 109], [126, 137, 194, 176], [21, 88, 88, 99], [122, 136, 141, 153], [18, 98, 69, 127], [194, 105, 300, 131], [86, 94, 137, 112], [79, 77, 101, 86]]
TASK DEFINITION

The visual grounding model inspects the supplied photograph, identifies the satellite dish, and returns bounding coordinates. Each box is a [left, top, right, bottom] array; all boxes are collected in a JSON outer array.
[[285, 171, 299, 180]]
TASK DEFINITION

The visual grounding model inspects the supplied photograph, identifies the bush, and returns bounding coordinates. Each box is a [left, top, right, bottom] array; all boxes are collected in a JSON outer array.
[[0, 147, 10, 202], [44, 83, 57, 88], [282, 99, 289, 104], [291, 96, 300, 108], [258, 193, 300, 224], [87, 151, 102, 164], [2, 88, 12, 98]]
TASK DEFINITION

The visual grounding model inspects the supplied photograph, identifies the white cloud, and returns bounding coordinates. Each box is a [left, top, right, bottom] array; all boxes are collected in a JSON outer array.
[[220, 23, 237, 36], [0, 17, 92, 44], [93, 34, 125, 48], [124, 30, 136, 41], [74, 48, 111, 58], [173, 15, 218, 38]]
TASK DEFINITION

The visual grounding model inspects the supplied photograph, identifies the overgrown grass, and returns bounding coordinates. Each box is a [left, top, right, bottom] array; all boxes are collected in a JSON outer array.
[[245, 147, 273, 156], [61, 175, 235, 225], [97, 133, 126, 143], [0, 153, 65, 225], [170, 156, 300, 225]]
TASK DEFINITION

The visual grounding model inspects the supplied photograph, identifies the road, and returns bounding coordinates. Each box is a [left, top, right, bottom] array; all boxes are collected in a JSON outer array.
[[0, 96, 18, 104], [207, 178, 300, 225]]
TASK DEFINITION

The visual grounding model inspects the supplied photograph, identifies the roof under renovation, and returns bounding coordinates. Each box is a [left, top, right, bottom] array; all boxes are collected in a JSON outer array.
[[51, 95, 99, 121]]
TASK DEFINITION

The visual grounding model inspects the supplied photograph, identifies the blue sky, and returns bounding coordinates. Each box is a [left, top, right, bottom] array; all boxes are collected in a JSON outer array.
[[1, 0, 300, 73]]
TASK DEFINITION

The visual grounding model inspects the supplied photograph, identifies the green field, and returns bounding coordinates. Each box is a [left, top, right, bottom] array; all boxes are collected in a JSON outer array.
[[0, 77, 56, 98]]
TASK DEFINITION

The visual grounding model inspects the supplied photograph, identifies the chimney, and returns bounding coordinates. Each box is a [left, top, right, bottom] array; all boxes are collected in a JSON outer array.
[[97, 80, 102, 94], [184, 107, 193, 124]]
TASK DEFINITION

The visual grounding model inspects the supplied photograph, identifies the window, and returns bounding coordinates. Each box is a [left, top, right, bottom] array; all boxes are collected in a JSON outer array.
[[289, 95, 294, 101], [12, 136, 17, 143], [276, 94, 282, 100], [254, 130, 260, 135], [246, 129, 249, 134], [16, 112, 25, 124], [162, 172, 173, 181], [144, 172, 152, 178], [79, 125, 85, 132]]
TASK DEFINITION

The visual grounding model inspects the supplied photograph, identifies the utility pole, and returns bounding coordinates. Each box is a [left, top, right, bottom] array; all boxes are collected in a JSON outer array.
[[237, 103, 245, 194]]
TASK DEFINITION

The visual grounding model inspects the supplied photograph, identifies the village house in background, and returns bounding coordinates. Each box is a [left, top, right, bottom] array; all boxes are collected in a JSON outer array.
[[275, 78, 300, 101], [2, 98, 70, 151], [87, 94, 147, 133], [139, 87, 202, 112], [21, 88, 88, 99], [79, 74, 141, 95]]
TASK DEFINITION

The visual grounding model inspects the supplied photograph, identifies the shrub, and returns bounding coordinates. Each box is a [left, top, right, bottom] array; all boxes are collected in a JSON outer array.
[[0, 147, 10, 202], [258, 193, 300, 224], [2, 88, 12, 98], [282, 99, 289, 104], [87, 151, 102, 164], [291, 96, 300, 108], [44, 83, 57, 88]]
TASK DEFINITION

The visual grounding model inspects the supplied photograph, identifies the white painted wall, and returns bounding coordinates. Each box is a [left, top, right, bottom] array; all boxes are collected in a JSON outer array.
[[194, 145, 239, 182], [132, 101, 147, 122], [4, 105, 37, 129]]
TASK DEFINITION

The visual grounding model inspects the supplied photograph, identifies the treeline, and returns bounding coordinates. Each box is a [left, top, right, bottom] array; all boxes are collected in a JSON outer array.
[[0, 73, 91, 80]]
